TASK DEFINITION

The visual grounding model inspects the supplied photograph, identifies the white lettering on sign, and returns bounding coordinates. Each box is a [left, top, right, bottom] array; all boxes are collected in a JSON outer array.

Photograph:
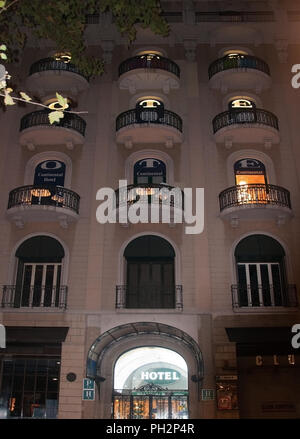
[[141, 371, 180, 381]]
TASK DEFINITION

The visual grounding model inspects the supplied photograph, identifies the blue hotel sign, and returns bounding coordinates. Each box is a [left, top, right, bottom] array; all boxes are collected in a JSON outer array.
[[34, 160, 66, 186], [82, 378, 95, 401]]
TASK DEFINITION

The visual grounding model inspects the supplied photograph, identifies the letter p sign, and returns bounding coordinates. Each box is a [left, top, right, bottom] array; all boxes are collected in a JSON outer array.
[[0, 324, 6, 348]]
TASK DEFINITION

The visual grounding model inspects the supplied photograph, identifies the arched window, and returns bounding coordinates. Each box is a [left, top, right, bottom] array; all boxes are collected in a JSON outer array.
[[12, 236, 66, 308], [133, 158, 166, 185], [234, 158, 267, 204], [234, 234, 287, 307], [123, 236, 176, 309], [234, 158, 267, 186], [33, 160, 66, 186], [135, 98, 164, 123]]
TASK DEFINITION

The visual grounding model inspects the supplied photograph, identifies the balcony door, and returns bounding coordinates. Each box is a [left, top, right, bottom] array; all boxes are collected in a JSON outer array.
[[124, 235, 175, 309], [127, 259, 174, 308], [235, 234, 287, 308], [21, 263, 62, 307], [14, 236, 65, 308]]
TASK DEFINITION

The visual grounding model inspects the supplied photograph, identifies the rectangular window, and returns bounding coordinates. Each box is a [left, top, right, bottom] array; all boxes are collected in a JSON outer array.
[[0, 356, 60, 419]]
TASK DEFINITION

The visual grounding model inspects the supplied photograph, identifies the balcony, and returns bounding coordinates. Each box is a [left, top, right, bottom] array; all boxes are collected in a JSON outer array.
[[26, 57, 89, 98], [213, 108, 280, 148], [232, 284, 298, 311], [114, 183, 184, 226], [209, 55, 271, 93], [116, 108, 183, 148], [1, 285, 68, 309], [116, 285, 183, 310], [19, 110, 86, 150], [6, 185, 80, 228], [219, 184, 292, 226], [118, 55, 180, 94]]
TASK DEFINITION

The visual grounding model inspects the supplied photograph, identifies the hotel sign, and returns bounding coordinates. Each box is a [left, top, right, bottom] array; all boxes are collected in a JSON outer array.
[[34, 160, 66, 186], [139, 368, 181, 385]]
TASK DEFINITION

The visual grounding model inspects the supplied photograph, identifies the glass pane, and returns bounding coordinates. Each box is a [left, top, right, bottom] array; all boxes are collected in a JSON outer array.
[[132, 396, 149, 419], [237, 265, 248, 306], [152, 397, 169, 419], [113, 396, 131, 419], [260, 264, 271, 306], [171, 396, 188, 419], [21, 265, 32, 306], [32, 265, 43, 306], [249, 265, 260, 306], [272, 264, 283, 306], [44, 265, 54, 307]]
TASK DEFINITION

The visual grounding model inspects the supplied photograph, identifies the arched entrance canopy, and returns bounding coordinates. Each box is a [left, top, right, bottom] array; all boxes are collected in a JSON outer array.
[[86, 322, 204, 384]]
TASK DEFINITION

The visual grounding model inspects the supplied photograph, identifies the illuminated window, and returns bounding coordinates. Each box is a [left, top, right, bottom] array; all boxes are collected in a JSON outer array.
[[137, 50, 163, 60], [113, 347, 188, 419], [138, 98, 162, 109], [234, 158, 266, 186], [229, 98, 255, 109], [234, 159, 267, 204], [44, 97, 71, 111], [53, 52, 71, 63], [223, 49, 248, 58]]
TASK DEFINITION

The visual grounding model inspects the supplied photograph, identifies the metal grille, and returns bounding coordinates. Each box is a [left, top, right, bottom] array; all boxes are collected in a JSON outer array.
[[20, 110, 86, 137], [1, 285, 68, 309], [219, 184, 291, 211], [8, 185, 80, 214], [119, 55, 180, 78], [29, 57, 88, 80], [213, 108, 279, 133], [231, 284, 298, 309], [209, 55, 270, 79], [116, 108, 182, 132], [116, 285, 183, 310]]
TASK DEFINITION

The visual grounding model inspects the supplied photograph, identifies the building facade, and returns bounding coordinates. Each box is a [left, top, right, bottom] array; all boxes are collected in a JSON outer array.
[[0, 0, 300, 419]]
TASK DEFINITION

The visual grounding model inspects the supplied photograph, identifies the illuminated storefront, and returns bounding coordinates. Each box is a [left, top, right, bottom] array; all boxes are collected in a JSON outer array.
[[113, 347, 188, 419]]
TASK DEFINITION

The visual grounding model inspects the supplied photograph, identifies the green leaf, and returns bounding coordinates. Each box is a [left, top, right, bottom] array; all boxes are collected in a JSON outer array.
[[0, 52, 7, 60], [0, 1, 6, 8], [4, 91, 15, 105], [55, 92, 68, 109], [19, 91, 32, 101], [48, 110, 64, 124], [0, 44, 7, 51]]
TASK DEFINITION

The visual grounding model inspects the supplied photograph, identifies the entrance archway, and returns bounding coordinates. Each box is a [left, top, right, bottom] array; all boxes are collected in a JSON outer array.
[[86, 322, 204, 419], [113, 347, 188, 419]]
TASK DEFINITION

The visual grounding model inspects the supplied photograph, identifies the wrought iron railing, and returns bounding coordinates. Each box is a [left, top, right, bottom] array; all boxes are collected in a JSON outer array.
[[196, 11, 275, 22], [209, 55, 270, 79], [219, 184, 291, 212], [8, 185, 80, 214], [1, 285, 68, 309], [116, 108, 182, 132], [116, 285, 183, 310], [115, 183, 184, 209], [213, 108, 279, 133], [119, 55, 180, 78], [231, 284, 298, 309], [29, 57, 88, 80], [20, 110, 86, 137]]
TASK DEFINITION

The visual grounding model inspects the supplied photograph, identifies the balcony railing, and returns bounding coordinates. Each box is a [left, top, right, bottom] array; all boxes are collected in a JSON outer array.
[[219, 184, 291, 212], [232, 284, 298, 309], [118, 55, 180, 78], [8, 185, 80, 214], [20, 110, 86, 137], [116, 108, 182, 132], [116, 285, 183, 310], [29, 57, 89, 80], [208, 55, 270, 79], [1, 285, 68, 309], [115, 183, 184, 209], [213, 108, 279, 133]]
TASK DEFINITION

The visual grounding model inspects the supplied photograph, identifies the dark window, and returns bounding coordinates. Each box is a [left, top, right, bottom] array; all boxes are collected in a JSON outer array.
[[14, 236, 64, 308], [134, 158, 166, 184], [124, 236, 175, 308]]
